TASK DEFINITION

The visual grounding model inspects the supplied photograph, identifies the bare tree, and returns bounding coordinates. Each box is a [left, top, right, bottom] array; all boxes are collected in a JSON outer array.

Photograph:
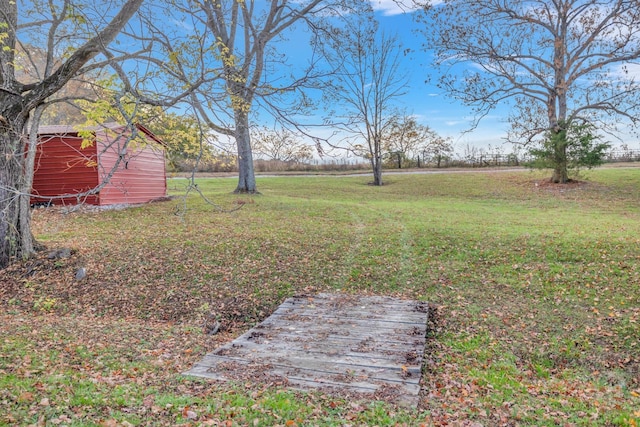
[[385, 114, 447, 168], [323, 23, 408, 185], [252, 126, 313, 163], [419, 0, 640, 183], [178, 0, 361, 193], [0, 0, 144, 268], [422, 134, 454, 169]]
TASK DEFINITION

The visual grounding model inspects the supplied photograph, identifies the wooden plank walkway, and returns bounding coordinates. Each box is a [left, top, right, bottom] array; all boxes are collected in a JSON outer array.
[[184, 293, 429, 407]]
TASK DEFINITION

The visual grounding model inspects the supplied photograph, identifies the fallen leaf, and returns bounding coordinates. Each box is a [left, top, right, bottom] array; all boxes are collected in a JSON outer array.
[[143, 395, 155, 407], [18, 391, 34, 403]]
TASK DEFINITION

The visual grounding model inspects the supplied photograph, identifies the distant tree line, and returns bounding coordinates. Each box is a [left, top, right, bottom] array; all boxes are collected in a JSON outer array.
[[605, 147, 640, 163], [164, 120, 639, 173]]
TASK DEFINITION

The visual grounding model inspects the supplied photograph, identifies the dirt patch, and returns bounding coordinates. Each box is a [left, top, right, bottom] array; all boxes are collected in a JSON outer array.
[[531, 178, 589, 193]]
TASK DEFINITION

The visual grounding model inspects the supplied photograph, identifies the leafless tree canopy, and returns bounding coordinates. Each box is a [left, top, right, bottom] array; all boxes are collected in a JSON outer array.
[[385, 114, 450, 167], [419, 0, 640, 181], [167, 0, 364, 193], [321, 21, 408, 186], [252, 127, 313, 163]]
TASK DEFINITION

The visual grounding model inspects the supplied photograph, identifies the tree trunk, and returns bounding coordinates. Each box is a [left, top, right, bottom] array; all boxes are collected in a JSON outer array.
[[0, 114, 29, 269], [233, 111, 258, 194], [372, 156, 383, 186], [19, 106, 47, 257], [551, 159, 569, 183], [549, 128, 569, 183]]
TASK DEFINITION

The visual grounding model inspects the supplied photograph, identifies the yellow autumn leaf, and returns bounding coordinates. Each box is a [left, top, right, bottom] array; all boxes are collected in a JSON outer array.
[[80, 138, 95, 149]]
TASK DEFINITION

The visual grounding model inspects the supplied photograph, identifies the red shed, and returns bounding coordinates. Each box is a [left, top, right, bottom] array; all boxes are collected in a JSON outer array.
[[32, 122, 167, 206]]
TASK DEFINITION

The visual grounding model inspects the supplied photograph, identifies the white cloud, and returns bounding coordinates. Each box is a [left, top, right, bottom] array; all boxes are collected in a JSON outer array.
[[611, 63, 640, 80], [369, 0, 421, 16]]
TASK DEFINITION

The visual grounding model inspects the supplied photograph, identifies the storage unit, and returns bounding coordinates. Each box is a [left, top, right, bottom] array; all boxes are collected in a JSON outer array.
[[32, 123, 167, 206]]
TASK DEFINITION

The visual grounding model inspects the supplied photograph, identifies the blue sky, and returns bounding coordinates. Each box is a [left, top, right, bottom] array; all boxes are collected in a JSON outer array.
[[368, 1, 514, 152], [252, 1, 512, 155], [360, 0, 637, 152]]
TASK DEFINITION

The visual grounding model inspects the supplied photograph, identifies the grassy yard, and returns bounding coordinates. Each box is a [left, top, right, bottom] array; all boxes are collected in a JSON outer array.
[[1, 167, 639, 426]]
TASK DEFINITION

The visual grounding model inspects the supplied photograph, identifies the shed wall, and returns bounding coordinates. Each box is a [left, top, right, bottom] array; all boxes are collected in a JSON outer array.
[[96, 130, 167, 206], [31, 134, 100, 205]]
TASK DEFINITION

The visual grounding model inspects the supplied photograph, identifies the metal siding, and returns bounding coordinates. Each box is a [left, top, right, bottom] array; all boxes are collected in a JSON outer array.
[[31, 135, 100, 205], [33, 124, 166, 206], [96, 130, 167, 206]]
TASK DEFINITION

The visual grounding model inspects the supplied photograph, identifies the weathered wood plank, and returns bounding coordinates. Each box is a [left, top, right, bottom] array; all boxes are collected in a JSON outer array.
[[195, 352, 422, 380], [208, 338, 422, 364], [184, 293, 429, 407]]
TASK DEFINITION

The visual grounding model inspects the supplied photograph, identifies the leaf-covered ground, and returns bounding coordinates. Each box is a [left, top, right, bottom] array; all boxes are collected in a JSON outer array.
[[1, 168, 639, 426]]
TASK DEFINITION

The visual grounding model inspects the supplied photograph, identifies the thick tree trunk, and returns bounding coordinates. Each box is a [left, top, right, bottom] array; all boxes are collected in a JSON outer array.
[[19, 106, 46, 256], [551, 159, 569, 183], [549, 125, 570, 182], [0, 115, 29, 269], [550, 28, 569, 184], [549, 128, 569, 183], [233, 111, 258, 194], [0, 163, 18, 269]]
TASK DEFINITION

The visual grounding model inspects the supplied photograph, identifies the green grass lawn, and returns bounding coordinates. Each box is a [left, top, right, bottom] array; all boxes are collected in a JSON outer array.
[[1, 168, 639, 426]]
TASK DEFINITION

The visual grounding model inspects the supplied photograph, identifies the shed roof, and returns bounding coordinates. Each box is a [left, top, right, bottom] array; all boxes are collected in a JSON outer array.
[[38, 122, 166, 147], [37, 125, 78, 135]]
